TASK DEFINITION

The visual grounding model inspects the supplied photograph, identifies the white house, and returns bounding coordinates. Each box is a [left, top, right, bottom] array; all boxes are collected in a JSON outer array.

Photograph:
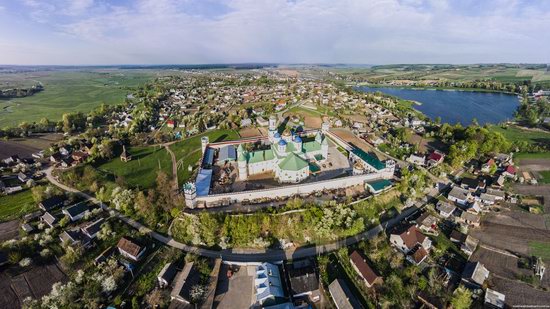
[[407, 154, 426, 166], [448, 186, 471, 206], [436, 201, 456, 218]]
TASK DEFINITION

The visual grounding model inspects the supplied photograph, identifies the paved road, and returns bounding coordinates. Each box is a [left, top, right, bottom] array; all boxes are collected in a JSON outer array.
[[45, 166, 421, 262]]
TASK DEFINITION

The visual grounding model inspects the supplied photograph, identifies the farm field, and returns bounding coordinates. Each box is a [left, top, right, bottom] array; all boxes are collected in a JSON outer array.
[[95, 145, 172, 189], [338, 64, 549, 83], [529, 241, 550, 260], [0, 133, 63, 158], [0, 70, 154, 127], [514, 152, 550, 161], [539, 171, 550, 184], [0, 189, 37, 222]]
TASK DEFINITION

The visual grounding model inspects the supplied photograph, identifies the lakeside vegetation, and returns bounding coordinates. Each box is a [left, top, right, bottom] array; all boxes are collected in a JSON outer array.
[[489, 125, 550, 151]]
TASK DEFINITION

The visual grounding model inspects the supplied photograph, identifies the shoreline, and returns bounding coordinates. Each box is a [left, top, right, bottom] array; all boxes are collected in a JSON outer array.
[[354, 83, 518, 95]]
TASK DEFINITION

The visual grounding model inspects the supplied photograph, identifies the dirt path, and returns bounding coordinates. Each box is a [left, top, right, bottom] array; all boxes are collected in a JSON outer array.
[[164, 145, 179, 192]]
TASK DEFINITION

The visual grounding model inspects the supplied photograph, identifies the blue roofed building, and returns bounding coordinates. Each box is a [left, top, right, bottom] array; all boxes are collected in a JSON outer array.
[[254, 262, 285, 306], [202, 147, 215, 168], [217, 144, 237, 163], [195, 169, 213, 196]]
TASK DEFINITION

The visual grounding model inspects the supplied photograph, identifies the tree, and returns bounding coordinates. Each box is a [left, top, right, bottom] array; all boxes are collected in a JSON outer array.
[[199, 213, 218, 247], [111, 187, 135, 214], [451, 286, 473, 309], [59, 216, 70, 228], [145, 288, 167, 308], [189, 284, 207, 304]]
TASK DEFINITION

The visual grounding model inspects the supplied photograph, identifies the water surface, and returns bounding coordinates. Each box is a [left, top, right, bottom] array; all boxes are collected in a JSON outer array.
[[357, 86, 520, 125]]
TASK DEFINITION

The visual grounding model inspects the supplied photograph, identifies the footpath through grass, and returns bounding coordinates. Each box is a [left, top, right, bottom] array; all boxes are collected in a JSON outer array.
[[170, 129, 239, 186], [96, 146, 172, 189], [0, 189, 37, 222]]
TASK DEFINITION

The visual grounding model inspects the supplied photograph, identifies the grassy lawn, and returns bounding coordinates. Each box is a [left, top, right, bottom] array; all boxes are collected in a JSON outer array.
[[0, 189, 37, 222], [515, 152, 550, 162], [285, 105, 324, 117], [539, 171, 550, 184], [170, 129, 239, 185], [95, 146, 172, 189], [0, 70, 152, 127], [489, 125, 550, 147], [529, 241, 550, 260]]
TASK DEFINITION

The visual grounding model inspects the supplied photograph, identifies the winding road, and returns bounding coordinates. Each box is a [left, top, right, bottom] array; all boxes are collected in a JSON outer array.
[[45, 166, 421, 262]]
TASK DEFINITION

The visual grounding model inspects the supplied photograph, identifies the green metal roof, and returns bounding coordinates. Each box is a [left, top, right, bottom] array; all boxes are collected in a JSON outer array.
[[278, 153, 309, 171], [303, 141, 321, 153], [237, 144, 247, 162], [248, 149, 275, 164], [351, 148, 385, 170], [309, 162, 321, 173], [368, 179, 392, 191]]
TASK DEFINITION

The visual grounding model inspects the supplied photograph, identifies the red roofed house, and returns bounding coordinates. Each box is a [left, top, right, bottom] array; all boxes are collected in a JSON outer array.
[[503, 165, 517, 178], [408, 246, 429, 265], [390, 226, 432, 265], [427, 151, 445, 167], [390, 226, 432, 253], [349, 251, 383, 288], [481, 159, 496, 173], [167, 120, 176, 128]]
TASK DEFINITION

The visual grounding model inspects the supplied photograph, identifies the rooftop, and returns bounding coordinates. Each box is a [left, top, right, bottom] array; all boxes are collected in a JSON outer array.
[[351, 147, 385, 170]]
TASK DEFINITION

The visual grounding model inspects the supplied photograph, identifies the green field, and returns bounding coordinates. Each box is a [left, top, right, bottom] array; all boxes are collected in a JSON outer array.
[[529, 241, 550, 260], [170, 129, 239, 185], [514, 152, 550, 162], [489, 125, 550, 147], [96, 145, 172, 189], [0, 70, 153, 127], [539, 171, 550, 184], [0, 189, 37, 222]]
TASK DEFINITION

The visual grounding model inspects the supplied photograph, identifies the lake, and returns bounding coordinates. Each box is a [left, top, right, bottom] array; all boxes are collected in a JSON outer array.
[[356, 86, 520, 125]]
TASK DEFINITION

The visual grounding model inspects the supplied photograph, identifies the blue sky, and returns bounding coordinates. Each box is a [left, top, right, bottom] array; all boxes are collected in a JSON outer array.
[[0, 0, 549, 65]]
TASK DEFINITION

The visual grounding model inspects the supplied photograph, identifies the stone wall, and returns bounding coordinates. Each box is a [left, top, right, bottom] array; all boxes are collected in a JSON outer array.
[[197, 170, 392, 206]]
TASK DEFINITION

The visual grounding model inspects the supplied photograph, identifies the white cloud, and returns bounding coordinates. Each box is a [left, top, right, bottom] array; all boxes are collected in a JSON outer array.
[[5, 0, 550, 64]]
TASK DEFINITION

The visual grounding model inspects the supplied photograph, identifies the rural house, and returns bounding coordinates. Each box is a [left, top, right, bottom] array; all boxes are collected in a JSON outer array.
[[117, 237, 146, 261], [349, 251, 382, 288], [38, 196, 65, 212], [62, 202, 89, 221]]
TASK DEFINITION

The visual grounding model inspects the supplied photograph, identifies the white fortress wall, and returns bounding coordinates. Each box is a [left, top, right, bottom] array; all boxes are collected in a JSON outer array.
[[197, 169, 393, 204]]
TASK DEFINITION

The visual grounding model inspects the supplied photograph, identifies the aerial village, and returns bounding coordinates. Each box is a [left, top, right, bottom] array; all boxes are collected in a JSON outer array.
[[1, 69, 549, 308]]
